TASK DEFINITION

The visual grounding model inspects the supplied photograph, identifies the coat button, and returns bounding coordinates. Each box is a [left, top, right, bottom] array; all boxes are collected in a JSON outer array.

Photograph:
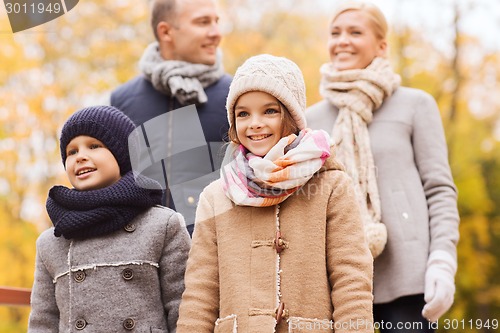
[[74, 271, 86, 283], [124, 223, 136, 232], [123, 318, 135, 330], [275, 230, 287, 253], [275, 302, 288, 324], [402, 212, 409, 220], [122, 268, 134, 281], [75, 318, 87, 330]]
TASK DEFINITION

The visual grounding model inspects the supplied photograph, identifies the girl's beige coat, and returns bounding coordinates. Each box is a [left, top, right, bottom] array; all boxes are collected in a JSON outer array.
[[177, 154, 374, 333]]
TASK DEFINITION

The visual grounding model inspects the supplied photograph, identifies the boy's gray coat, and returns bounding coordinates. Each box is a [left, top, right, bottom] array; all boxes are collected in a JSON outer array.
[[28, 206, 190, 333], [306, 86, 459, 303]]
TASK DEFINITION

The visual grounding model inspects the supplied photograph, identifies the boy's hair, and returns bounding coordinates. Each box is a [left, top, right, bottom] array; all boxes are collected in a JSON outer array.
[[60, 106, 136, 175], [225, 54, 307, 143]]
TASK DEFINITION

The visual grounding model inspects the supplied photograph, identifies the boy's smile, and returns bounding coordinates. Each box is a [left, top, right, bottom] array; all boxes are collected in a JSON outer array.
[[75, 167, 97, 176], [65, 135, 121, 191]]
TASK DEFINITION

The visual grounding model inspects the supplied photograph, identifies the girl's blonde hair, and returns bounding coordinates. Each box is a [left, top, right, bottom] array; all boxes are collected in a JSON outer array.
[[227, 102, 300, 144], [330, 0, 388, 40]]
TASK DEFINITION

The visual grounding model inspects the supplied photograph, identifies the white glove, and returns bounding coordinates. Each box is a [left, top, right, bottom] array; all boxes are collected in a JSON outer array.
[[422, 250, 457, 322]]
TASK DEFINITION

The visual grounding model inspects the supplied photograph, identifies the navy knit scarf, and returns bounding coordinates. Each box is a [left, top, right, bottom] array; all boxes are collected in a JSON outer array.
[[46, 172, 163, 240]]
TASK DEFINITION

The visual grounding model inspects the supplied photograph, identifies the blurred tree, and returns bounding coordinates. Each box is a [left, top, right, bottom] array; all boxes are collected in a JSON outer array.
[[219, 0, 329, 105]]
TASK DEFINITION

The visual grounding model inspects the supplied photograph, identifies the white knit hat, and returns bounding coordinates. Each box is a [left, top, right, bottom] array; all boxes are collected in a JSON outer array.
[[226, 54, 307, 130]]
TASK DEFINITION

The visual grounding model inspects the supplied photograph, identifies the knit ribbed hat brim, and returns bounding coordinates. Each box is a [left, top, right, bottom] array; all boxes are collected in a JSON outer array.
[[60, 106, 136, 175], [226, 54, 307, 130]]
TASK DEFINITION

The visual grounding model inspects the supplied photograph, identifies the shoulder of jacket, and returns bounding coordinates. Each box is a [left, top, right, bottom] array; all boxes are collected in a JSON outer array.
[[315, 152, 352, 183], [219, 73, 232, 85], [393, 86, 433, 101], [111, 76, 148, 99], [36, 227, 70, 255], [113, 75, 144, 91], [143, 205, 177, 220], [136, 206, 189, 232], [306, 99, 333, 113], [319, 166, 350, 183], [36, 227, 55, 244], [317, 145, 345, 172], [201, 179, 224, 199], [205, 74, 232, 94]]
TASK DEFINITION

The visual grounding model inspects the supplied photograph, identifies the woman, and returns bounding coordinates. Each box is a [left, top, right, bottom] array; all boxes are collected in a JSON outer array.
[[306, 1, 460, 332]]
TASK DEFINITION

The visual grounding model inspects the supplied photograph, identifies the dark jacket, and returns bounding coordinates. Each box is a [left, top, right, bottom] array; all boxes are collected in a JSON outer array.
[[111, 75, 231, 235]]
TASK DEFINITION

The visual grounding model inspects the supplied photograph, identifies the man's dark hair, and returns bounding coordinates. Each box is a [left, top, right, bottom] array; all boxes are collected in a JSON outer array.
[[151, 0, 177, 41]]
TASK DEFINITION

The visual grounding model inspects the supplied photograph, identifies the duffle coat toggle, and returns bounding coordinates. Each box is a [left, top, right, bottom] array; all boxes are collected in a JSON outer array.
[[275, 302, 288, 324], [274, 231, 288, 253], [175, 154, 375, 332]]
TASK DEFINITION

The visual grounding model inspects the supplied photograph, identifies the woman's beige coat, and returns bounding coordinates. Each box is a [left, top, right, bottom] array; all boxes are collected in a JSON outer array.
[[176, 154, 374, 333]]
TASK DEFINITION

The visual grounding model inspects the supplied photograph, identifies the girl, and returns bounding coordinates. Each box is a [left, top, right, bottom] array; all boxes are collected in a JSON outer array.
[[306, 1, 460, 331], [176, 54, 374, 333]]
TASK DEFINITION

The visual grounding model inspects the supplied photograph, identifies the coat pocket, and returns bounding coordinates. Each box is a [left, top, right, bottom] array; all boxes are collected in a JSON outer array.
[[215, 314, 238, 333], [391, 190, 417, 241], [288, 317, 333, 332]]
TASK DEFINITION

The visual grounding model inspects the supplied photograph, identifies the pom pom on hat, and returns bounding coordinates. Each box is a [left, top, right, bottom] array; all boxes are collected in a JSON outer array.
[[59, 105, 135, 175], [226, 54, 307, 130]]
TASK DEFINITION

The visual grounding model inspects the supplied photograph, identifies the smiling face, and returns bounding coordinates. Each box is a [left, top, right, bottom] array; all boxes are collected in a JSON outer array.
[[328, 9, 387, 71], [160, 0, 221, 65], [234, 91, 289, 157], [65, 135, 121, 191]]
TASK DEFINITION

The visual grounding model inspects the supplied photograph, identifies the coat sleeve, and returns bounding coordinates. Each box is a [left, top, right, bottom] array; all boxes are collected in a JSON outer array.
[[326, 171, 374, 333], [28, 239, 59, 333], [176, 191, 220, 333], [412, 91, 459, 258], [161, 212, 191, 333]]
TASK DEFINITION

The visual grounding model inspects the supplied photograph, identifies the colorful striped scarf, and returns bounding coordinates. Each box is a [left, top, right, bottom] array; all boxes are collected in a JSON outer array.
[[221, 129, 331, 207]]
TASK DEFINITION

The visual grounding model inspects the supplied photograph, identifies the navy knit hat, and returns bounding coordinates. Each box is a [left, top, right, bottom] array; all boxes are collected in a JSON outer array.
[[60, 105, 135, 175]]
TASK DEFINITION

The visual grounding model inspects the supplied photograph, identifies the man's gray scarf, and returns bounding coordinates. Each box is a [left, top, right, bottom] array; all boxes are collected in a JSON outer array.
[[139, 42, 225, 105]]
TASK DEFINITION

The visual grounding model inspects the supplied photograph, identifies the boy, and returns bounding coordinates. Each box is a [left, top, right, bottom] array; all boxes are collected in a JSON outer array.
[[28, 105, 190, 332]]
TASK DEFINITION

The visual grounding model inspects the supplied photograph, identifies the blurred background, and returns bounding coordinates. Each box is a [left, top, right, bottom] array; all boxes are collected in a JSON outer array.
[[1, 0, 499, 331]]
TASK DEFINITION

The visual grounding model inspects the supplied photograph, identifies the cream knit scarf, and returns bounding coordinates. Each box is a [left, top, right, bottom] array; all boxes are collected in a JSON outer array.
[[139, 42, 225, 105], [319, 57, 400, 258]]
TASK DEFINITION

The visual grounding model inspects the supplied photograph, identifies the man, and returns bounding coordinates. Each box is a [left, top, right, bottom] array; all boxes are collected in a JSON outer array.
[[111, 0, 231, 236]]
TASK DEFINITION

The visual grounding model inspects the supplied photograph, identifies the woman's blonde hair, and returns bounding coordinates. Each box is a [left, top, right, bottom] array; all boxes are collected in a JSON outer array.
[[227, 101, 300, 144], [330, 0, 388, 40]]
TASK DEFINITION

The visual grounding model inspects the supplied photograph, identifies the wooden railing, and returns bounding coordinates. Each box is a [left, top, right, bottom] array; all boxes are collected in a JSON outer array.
[[0, 286, 31, 306]]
